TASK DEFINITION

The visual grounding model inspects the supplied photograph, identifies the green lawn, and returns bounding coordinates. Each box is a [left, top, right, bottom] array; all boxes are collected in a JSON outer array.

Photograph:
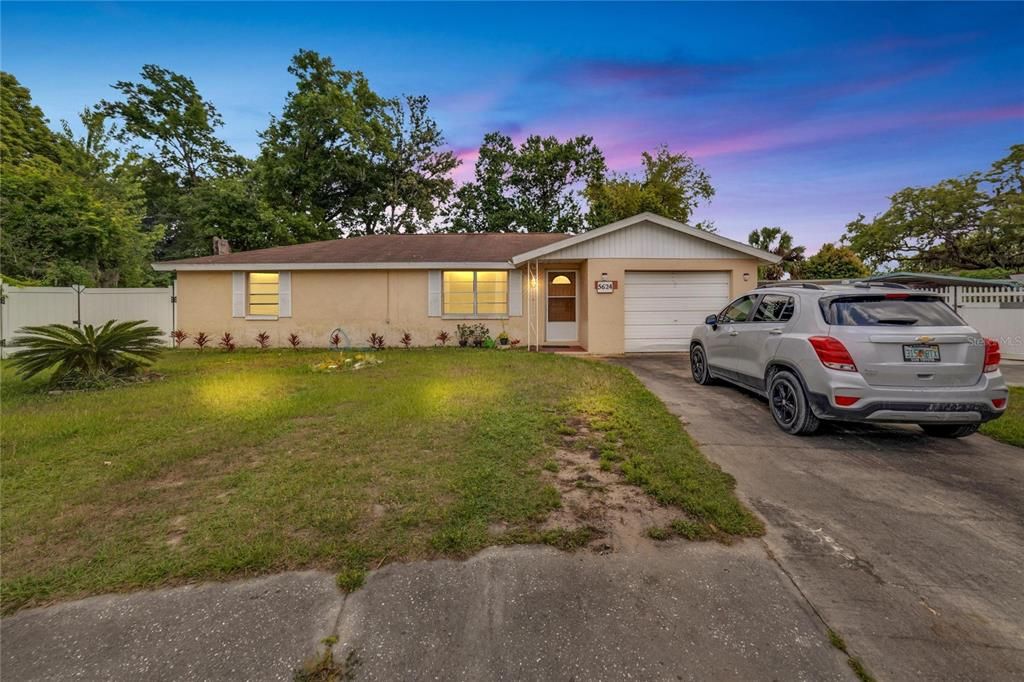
[[1, 349, 761, 612], [981, 386, 1023, 448]]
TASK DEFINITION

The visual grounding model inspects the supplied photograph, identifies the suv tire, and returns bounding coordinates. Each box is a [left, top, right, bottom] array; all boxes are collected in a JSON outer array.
[[919, 424, 980, 438], [690, 345, 714, 385], [768, 370, 820, 435]]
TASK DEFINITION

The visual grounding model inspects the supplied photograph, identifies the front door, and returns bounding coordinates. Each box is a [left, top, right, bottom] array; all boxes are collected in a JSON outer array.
[[545, 271, 578, 342]]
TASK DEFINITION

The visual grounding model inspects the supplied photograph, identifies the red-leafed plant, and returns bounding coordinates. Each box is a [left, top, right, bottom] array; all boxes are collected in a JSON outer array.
[[510, 338, 521, 348], [436, 330, 450, 346], [330, 331, 342, 349], [170, 329, 188, 348], [219, 332, 236, 352], [400, 332, 413, 349], [193, 332, 210, 351], [255, 331, 271, 349], [367, 332, 385, 350], [287, 333, 301, 350]]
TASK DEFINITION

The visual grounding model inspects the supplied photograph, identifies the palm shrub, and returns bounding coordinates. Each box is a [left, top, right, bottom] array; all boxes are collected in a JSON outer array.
[[8, 320, 164, 388]]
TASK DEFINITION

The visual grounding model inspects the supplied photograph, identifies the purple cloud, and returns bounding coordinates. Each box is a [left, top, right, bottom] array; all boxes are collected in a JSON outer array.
[[552, 56, 749, 97]]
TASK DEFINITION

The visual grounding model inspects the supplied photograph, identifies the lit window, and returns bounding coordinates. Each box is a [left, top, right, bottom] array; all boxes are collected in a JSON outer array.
[[248, 272, 280, 316], [443, 271, 508, 316]]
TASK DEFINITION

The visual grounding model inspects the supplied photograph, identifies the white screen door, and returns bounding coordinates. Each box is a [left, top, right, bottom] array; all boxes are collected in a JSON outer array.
[[545, 271, 578, 342]]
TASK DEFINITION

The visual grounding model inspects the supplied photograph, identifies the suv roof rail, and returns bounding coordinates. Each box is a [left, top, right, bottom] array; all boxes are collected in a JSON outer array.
[[760, 282, 825, 290], [851, 281, 912, 290]]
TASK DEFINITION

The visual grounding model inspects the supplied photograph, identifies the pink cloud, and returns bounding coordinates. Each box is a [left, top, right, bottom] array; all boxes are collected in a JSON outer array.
[[857, 32, 982, 55], [683, 103, 1024, 159], [816, 60, 958, 99], [445, 102, 1023, 186], [450, 146, 479, 183]]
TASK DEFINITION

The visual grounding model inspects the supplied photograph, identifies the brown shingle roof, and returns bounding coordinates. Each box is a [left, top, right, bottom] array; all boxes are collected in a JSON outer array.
[[157, 233, 571, 267]]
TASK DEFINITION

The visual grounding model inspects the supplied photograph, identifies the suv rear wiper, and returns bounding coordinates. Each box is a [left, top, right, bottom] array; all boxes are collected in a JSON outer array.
[[874, 317, 918, 325]]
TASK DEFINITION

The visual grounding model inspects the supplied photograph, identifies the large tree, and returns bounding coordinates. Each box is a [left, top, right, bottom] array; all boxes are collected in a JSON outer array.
[[172, 171, 318, 256], [352, 95, 460, 234], [259, 52, 459, 237], [748, 227, 806, 280], [1, 72, 61, 164], [101, 65, 236, 186], [801, 243, 870, 280], [257, 50, 387, 237], [1, 74, 156, 287], [450, 132, 606, 233], [584, 146, 715, 229], [844, 145, 1024, 271], [100, 65, 244, 259]]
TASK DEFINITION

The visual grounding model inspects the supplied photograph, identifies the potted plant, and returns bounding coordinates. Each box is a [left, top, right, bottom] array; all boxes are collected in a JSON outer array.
[[456, 324, 472, 347], [471, 323, 489, 348], [497, 331, 510, 347]]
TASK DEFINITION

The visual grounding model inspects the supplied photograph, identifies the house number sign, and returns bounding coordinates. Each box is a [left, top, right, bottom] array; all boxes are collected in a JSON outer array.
[[595, 280, 616, 294]]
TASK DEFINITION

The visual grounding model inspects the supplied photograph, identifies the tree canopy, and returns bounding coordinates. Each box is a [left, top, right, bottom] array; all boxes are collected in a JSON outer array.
[[747, 227, 806, 280], [801, 243, 870, 280], [450, 133, 606, 233], [101, 65, 237, 186], [256, 51, 459, 237], [844, 145, 1023, 272], [584, 146, 715, 229], [1, 73, 156, 286]]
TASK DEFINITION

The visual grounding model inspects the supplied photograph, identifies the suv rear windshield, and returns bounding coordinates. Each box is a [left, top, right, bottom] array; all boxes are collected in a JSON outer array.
[[822, 295, 965, 326]]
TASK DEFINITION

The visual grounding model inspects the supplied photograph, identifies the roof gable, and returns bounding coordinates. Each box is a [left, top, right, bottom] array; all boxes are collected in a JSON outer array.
[[510, 213, 781, 264]]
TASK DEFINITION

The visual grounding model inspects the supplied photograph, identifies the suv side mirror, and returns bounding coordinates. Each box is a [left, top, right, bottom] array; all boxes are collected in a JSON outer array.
[[705, 314, 719, 329]]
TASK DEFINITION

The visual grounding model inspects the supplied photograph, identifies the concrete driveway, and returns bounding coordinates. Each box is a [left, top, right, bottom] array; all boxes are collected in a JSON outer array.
[[613, 354, 1024, 681]]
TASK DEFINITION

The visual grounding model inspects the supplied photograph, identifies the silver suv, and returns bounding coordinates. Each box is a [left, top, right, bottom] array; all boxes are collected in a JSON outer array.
[[690, 283, 1009, 437]]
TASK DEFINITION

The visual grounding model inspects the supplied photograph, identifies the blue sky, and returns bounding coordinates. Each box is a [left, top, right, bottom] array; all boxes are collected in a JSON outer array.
[[3, 2, 1022, 250]]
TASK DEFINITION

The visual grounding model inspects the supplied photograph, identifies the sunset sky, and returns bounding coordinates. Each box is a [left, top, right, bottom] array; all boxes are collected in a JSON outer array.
[[3, 2, 1022, 250]]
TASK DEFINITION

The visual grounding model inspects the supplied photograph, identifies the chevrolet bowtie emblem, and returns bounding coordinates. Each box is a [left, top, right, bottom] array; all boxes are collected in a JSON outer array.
[[916, 335, 934, 343]]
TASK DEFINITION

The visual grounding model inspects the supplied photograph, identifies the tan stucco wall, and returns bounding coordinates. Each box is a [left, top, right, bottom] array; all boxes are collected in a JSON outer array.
[[176, 270, 528, 348], [578, 257, 759, 354], [175, 256, 758, 352]]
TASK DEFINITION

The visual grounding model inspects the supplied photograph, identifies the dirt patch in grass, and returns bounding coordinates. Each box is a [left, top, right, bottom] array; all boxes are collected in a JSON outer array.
[[542, 445, 678, 553], [540, 415, 737, 552], [540, 443, 674, 553]]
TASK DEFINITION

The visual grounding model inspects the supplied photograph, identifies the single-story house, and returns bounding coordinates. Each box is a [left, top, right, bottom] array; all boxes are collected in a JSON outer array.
[[152, 213, 780, 354]]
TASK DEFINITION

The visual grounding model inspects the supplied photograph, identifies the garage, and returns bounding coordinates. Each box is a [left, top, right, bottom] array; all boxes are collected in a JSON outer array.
[[624, 271, 731, 352]]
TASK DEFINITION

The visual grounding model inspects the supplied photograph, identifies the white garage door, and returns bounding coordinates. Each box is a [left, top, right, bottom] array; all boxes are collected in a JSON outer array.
[[624, 271, 731, 352]]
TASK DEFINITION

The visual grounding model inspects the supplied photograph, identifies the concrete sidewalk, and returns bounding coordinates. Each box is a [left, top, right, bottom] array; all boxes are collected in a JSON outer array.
[[1, 543, 854, 681]]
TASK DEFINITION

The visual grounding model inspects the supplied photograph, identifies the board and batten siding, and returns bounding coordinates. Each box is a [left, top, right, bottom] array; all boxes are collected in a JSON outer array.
[[543, 220, 740, 260]]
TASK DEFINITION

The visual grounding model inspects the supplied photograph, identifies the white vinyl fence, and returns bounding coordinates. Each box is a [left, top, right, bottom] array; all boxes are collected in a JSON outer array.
[[0, 285, 176, 357], [918, 285, 1024, 360]]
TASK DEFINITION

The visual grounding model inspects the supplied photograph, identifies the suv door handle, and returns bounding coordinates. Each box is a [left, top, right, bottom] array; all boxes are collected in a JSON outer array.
[[769, 329, 783, 335]]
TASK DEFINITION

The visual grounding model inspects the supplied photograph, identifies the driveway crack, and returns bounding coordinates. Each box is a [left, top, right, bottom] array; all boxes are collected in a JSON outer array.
[[760, 539, 876, 681]]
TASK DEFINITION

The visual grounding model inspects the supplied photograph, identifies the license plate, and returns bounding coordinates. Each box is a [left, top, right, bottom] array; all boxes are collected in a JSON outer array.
[[903, 344, 940, 362]]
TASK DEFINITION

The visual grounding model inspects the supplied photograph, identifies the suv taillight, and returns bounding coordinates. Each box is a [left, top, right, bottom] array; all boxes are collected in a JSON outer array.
[[984, 338, 1001, 373], [808, 336, 857, 372]]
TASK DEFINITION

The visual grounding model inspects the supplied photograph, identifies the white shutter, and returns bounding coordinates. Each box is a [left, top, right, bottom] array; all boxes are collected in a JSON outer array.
[[278, 272, 292, 318], [232, 272, 245, 318], [427, 270, 442, 317], [508, 269, 523, 316]]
